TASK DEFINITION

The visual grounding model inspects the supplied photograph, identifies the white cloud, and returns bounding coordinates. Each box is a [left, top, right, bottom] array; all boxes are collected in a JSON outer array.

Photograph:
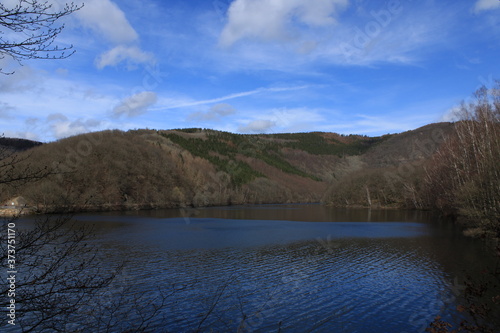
[[0, 65, 40, 92], [188, 103, 236, 121], [314, 110, 443, 136], [474, 0, 500, 12], [349, 115, 416, 134], [220, 0, 349, 47], [47, 113, 68, 122], [96, 45, 155, 69], [0, 0, 21, 7], [238, 119, 276, 133], [56, 68, 69, 76], [319, 3, 458, 66], [75, 0, 138, 44], [215, 1, 455, 69], [439, 106, 462, 122], [47, 114, 103, 139], [113, 91, 157, 118], [236, 107, 326, 133], [73, 0, 155, 70], [2, 130, 40, 141]]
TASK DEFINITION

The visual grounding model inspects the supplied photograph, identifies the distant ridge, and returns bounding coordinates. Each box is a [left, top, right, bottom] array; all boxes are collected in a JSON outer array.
[[0, 123, 454, 212], [0, 137, 42, 153]]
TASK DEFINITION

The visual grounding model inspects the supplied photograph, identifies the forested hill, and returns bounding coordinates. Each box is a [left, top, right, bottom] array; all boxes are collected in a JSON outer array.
[[0, 123, 454, 212], [0, 137, 42, 154]]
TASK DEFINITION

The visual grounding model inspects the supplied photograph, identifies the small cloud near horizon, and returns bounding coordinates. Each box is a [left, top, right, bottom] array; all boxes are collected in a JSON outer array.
[[188, 103, 236, 121], [238, 119, 276, 133], [47, 114, 103, 139]]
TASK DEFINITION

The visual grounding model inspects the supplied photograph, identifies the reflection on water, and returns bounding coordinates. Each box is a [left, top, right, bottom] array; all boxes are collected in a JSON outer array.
[[23, 205, 497, 332], [98, 204, 437, 223]]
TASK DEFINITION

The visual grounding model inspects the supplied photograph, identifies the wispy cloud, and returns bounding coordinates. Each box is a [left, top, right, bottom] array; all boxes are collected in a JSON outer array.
[[96, 45, 155, 69], [327, 7, 446, 66], [236, 107, 326, 133], [49, 117, 103, 139], [157, 85, 309, 110], [0, 102, 15, 119], [215, 0, 456, 69], [317, 108, 449, 135], [2, 130, 40, 141], [113, 91, 158, 118], [188, 103, 236, 121], [0, 65, 41, 92], [29, 113, 105, 140], [238, 119, 276, 133], [440, 106, 462, 122], [474, 0, 500, 12]]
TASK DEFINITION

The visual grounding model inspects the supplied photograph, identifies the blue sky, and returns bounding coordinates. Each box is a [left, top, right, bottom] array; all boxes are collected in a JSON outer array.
[[1, 0, 499, 142]]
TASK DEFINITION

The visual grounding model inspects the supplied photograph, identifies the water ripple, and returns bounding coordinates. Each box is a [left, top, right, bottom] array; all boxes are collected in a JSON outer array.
[[67, 213, 487, 333]]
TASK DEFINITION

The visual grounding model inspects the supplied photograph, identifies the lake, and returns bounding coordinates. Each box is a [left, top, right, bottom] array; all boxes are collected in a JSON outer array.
[[18, 205, 500, 332]]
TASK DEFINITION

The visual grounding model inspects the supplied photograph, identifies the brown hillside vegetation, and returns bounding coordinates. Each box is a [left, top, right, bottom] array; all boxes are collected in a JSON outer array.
[[323, 122, 455, 209], [0, 123, 455, 213], [362, 123, 453, 167]]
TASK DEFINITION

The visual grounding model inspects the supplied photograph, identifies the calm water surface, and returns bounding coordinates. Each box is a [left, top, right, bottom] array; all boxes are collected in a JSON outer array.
[[66, 205, 496, 332]]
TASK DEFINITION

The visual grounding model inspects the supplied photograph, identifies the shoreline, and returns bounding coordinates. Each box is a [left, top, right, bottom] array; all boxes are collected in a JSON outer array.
[[0, 207, 35, 217], [3, 202, 497, 245]]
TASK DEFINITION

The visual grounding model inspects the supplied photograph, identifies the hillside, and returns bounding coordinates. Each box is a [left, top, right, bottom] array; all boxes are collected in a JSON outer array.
[[361, 122, 454, 167], [0, 137, 42, 156], [323, 123, 456, 208], [0, 123, 454, 212]]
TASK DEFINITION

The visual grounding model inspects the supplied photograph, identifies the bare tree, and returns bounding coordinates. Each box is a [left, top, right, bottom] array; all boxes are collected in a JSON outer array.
[[424, 81, 500, 236], [0, 0, 83, 73], [0, 214, 119, 332]]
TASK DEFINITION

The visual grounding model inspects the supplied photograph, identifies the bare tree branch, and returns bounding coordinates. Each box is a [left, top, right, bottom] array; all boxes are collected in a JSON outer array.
[[0, 0, 83, 74]]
